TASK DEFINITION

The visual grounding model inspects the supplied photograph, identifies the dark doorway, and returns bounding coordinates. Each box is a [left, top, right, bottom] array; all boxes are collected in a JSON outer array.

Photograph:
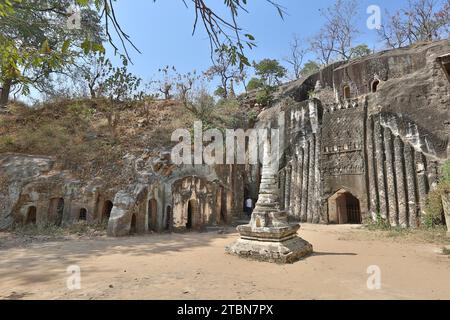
[[336, 192, 361, 224], [371, 80, 380, 93], [219, 187, 227, 224], [148, 199, 158, 231], [343, 86, 351, 100], [79, 208, 87, 221], [187, 203, 193, 229], [442, 60, 450, 82], [26, 206, 37, 225], [165, 206, 172, 231], [103, 200, 113, 223], [130, 214, 137, 234], [55, 198, 64, 227], [187, 200, 198, 229]]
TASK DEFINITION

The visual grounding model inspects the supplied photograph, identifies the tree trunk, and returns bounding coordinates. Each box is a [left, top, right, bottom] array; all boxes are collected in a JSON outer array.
[[229, 79, 235, 98], [89, 84, 96, 99], [0, 78, 12, 107]]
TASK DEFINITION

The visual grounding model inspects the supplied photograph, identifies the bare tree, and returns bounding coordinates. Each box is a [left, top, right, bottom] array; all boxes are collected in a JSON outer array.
[[176, 71, 199, 107], [309, 0, 360, 64], [76, 53, 112, 99], [284, 35, 308, 80], [379, 0, 450, 49], [204, 46, 246, 99], [155, 66, 177, 100]]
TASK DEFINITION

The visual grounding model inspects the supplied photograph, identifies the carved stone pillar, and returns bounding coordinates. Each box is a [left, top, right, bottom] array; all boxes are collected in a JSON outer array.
[[226, 136, 313, 264], [284, 165, 292, 212], [374, 121, 387, 218], [313, 133, 321, 224], [427, 161, 439, 191], [442, 193, 450, 237], [290, 150, 299, 218], [307, 136, 316, 223], [295, 148, 304, 220], [383, 127, 398, 226], [404, 145, 417, 228], [367, 116, 378, 219], [279, 169, 286, 210], [300, 142, 310, 222], [394, 136, 408, 227], [415, 151, 428, 222]]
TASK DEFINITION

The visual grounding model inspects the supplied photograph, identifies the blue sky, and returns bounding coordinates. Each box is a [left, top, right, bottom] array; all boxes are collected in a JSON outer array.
[[104, 0, 409, 90]]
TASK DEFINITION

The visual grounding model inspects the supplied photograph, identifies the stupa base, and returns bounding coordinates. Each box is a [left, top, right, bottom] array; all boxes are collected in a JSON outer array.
[[226, 224, 313, 264]]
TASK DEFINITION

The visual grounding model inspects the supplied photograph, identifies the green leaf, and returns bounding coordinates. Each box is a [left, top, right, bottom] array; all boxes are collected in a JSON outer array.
[[62, 40, 71, 54]]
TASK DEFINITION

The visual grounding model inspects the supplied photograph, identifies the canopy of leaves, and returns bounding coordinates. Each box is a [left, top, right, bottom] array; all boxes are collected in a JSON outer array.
[[300, 60, 321, 78], [247, 77, 265, 91], [0, 0, 103, 100], [204, 45, 246, 99], [350, 44, 372, 59], [253, 59, 287, 88]]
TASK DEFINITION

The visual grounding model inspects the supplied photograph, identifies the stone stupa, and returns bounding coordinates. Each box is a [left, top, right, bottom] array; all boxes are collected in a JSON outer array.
[[226, 138, 313, 264]]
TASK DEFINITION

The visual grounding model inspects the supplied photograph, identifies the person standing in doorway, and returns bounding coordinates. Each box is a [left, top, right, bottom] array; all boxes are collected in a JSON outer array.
[[244, 197, 253, 218]]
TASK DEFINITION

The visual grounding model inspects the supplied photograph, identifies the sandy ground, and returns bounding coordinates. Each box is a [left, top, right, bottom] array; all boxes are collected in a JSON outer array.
[[0, 224, 449, 300]]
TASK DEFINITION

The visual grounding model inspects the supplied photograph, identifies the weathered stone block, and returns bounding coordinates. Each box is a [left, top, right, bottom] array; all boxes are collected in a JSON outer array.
[[442, 193, 450, 237]]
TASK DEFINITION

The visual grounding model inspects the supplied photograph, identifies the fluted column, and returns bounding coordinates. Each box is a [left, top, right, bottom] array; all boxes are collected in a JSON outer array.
[[374, 121, 387, 218], [427, 161, 439, 191], [284, 165, 292, 212], [404, 145, 417, 228], [367, 116, 378, 219], [279, 169, 286, 210], [313, 133, 321, 224], [291, 149, 299, 218], [300, 141, 310, 222], [415, 151, 428, 222], [383, 127, 398, 226], [307, 136, 316, 223], [394, 136, 408, 227], [295, 148, 304, 220]]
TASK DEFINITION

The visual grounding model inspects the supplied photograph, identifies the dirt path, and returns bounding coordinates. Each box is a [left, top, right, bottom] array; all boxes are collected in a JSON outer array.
[[0, 224, 449, 300]]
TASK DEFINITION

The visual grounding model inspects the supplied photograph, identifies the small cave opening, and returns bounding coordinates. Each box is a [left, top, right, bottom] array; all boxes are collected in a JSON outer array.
[[187, 199, 199, 230], [79, 208, 87, 221], [328, 190, 362, 225], [165, 206, 172, 231], [49, 198, 65, 227], [130, 214, 137, 235], [148, 199, 158, 231], [26, 206, 37, 225], [103, 200, 113, 223], [371, 80, 380, 93], [343, 85, 351, 100]]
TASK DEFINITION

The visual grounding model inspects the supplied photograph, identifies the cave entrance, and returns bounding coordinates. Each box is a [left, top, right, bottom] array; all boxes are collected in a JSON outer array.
[[445, 63, 450, 80], [130, 214, 137, 235], [79, 208, 87, 221], [49, 198, 64, 226], [371, 80, 380, 93], [103, 200, 113, 223], [165, 206, 172, 231], [148, 199, 158, 231], [26, 206, 37, 225], [343, 85, 351, 100], [438, 55, 450, 83], [328, 190, 362, 224], [219, 186, 227, 224], [187, 199, 198, 230]]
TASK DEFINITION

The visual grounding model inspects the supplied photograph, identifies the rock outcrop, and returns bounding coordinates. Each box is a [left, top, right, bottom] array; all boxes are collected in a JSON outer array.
[[1, 40, 449, 235]]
